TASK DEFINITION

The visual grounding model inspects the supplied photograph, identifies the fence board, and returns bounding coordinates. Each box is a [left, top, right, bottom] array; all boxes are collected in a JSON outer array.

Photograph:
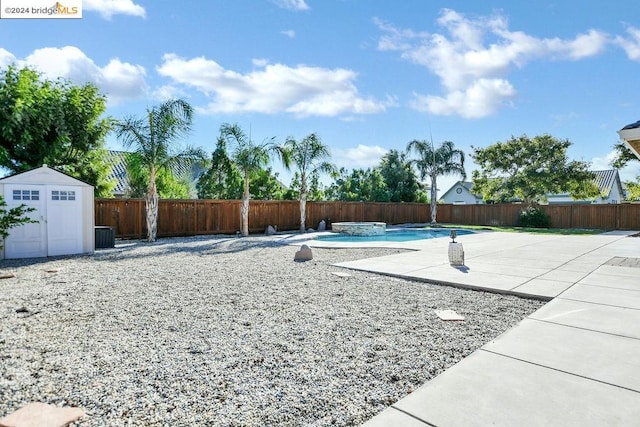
[[95, 199, 640, 239]]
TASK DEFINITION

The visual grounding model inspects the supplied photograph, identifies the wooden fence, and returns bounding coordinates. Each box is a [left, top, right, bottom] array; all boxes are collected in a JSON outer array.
[[95, 199, 640, 239]]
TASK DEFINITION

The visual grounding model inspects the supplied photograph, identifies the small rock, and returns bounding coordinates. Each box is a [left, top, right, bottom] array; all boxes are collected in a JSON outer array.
[[264, 225, 277, 236], [331, 272, 351, 278], [435, 309, 465, 321], [15, 307, 29, 314], [318, 220, 326, 231], [307, 228, 315, 232], [294, 245, 313, 262], [0, 402, 85, 427], [0, 273, 15, 279]]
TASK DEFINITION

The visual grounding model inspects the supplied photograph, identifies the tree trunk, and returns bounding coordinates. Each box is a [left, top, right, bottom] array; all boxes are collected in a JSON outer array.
[[146, 167, 158, 242], [299, 192, 307, 233], [241, 177, 250, 237], [430, 174, 438, 225]]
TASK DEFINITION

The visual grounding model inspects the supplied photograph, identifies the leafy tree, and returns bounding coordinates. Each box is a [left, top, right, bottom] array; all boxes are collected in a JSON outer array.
[[281, 133, 337, 232], [249, 168, 287, 200], [377, 149, 424, 202], [624, 178, 640, 201], [326, 167, 389, 201], [197, 136, 243, 199], [284, 171, 326, 201], [125, 152, 195, 199], [611, 142, 639, 169], [0, 65, 114, 196], [0, 196, 36, 249], [408, 140, 466, 224], [115, 99, 204, 241], [472, 134, 600, 205], [609, 141, 640, 202], [219, 123, 284, 236]]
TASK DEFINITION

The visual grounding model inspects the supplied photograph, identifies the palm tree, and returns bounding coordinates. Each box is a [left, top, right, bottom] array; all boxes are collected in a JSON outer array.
[[282, 133, 337, 232], [115, 99, 203, 242], [220, 123, 282, 236], [408, 139, 466, 225]]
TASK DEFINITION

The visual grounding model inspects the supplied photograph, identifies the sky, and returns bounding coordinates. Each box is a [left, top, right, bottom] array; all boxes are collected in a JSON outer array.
[[1, 0, 640, 197]]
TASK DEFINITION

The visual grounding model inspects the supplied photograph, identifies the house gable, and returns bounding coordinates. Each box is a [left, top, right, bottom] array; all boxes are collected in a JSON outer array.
[[440, 181, 483, 204]]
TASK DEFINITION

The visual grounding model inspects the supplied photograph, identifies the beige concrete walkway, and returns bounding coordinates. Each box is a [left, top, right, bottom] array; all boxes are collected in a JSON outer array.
[[286, 230, 640, 426]]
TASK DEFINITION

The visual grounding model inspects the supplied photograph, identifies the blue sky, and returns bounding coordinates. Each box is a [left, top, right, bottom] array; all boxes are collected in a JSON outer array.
[[2, 0, 640, 195]]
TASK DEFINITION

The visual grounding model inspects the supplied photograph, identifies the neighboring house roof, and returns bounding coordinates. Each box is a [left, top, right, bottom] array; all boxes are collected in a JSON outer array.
[[105, 150, 205, 197], [592, 169, 622, 197], [547, 169, 624, 203], [105, 151, 129, 196]]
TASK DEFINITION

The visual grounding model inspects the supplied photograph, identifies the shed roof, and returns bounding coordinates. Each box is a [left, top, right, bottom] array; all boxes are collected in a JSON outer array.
[[0, 165, 92, 187]]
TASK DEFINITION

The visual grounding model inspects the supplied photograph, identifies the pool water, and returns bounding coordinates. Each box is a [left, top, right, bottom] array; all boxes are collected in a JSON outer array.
[[316, 228, 473, 243]]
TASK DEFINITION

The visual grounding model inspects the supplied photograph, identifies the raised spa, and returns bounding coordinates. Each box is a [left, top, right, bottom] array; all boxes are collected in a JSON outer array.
[[331, 221, 386, 236]]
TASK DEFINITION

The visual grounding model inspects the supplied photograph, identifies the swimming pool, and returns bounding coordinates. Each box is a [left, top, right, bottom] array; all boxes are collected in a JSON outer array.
[[316, 228, 473, 243]]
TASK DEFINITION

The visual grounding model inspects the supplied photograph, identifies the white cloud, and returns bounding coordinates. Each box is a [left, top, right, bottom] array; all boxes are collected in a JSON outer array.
[[281, 29, 296, 38], [615, 26, 640, 60], [157, 53, 388, 117], [411, 78, 516, 119], [332, 144, 388, 169], [271, 0, 309, 11], [376, 9, 609, 118], [84, 0, 146, 19], [19, 46, 147, 104], [0, 48, 17, 68]]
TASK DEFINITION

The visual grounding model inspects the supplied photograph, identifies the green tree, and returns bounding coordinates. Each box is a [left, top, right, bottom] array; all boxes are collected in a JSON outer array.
[[326, 167, 389, 201], [125, 152, 195, 199], [472, 134, 600, 205], [197, 136, 243, 199], [281, 133, 337, 232], [624, 179, 640, 201], [0, 65, 114, 196], [249, 168, 287, 200], [219, 123, 284, 236], [408, 140, 466, 224], [115, 99, 204, 241], [0, 196, 36, 249], [611, 142, 639, 169], [285, 172, 326, 201], [377, 149, 423, 202]]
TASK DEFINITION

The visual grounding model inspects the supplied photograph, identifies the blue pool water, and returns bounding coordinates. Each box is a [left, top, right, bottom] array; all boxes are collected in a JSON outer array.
[[316, 228, 473, 243]]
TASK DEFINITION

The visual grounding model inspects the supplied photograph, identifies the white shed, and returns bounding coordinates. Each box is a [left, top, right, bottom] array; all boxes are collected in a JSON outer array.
[[0, 165, 94, 259]]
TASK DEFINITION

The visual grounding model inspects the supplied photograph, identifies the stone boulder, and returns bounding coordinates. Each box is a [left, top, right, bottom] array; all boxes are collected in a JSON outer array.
[[265, 225, 277, 236], [294, 244, 313, 262]]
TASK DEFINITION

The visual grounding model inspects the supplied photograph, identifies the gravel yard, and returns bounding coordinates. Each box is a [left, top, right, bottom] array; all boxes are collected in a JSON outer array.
[[0, 236, 544, 426]]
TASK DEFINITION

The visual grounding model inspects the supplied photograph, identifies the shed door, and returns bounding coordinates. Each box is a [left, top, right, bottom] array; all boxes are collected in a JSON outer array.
[[46, 186, 83, 256], [3, 184, 47, 258]]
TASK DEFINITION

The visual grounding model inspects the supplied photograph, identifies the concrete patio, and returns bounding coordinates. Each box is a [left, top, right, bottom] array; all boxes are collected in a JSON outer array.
[[286, 230, 640, 426]]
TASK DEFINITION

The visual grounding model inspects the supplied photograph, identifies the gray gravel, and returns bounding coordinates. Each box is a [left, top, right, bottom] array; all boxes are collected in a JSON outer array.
[[0, 236, 544, 426]]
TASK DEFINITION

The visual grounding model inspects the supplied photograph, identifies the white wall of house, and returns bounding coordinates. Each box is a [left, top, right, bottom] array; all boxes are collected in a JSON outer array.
[[440, 182, 483, 205]]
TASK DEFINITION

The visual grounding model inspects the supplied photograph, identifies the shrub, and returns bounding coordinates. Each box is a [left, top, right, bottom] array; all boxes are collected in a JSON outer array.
[[518, 206, 551, 228], [0, 196, 36, 249]]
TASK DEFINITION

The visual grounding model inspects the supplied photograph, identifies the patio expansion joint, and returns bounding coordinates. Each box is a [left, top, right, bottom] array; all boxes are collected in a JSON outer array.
[[527, 317, 640, 342], [575, 282, 640, 293], [479, 349, 640, 395], [509, 235, 627, 293], [385, 406, 439, 427], [557, 296, 640, 312]]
